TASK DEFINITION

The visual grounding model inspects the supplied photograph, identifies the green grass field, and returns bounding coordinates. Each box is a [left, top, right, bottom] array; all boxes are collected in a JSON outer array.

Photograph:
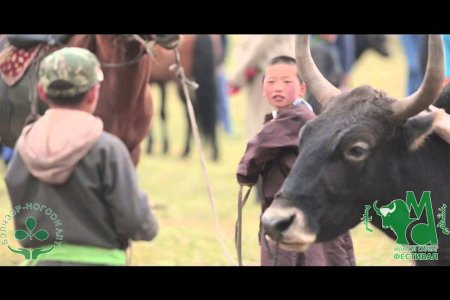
[[0, 35, 413, 266]]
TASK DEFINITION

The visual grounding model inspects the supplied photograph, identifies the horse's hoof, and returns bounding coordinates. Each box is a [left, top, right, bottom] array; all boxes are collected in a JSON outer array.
[[146, 139, 153, 154], [163, 141, 169, 154], [149, 203, 167, 210], [181, 150, 190, 159], [212, 151, 219, 162]]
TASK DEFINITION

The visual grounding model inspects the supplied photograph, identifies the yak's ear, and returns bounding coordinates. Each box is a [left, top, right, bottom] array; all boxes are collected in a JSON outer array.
[[404, 112, 438, 151]]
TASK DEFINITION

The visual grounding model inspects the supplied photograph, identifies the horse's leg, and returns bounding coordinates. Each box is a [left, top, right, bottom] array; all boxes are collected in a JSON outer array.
[[160, 82, 169, 154], [210, 124, 219, 162], [193, 35, 219, 161], [146, 128, 153, 154], [130, 145, 141, 167], [146, 83, 155, 154], [178, 85, 192, 158], [147, 81, 170, 155], [147, 81, 166, 155]]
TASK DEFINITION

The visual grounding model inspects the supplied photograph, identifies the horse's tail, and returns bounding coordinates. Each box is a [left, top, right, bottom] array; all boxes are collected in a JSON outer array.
[[193, 34, 217, 143]]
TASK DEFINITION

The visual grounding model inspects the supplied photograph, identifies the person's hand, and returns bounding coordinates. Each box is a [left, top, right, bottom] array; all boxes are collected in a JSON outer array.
[[428, 105, 447, 116], [418, 105, 444, 118], [427, 105, 450, 145], [430, 105, 450, 126]]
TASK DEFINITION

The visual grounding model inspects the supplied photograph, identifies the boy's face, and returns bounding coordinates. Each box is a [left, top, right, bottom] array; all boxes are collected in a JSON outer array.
[[263, 64, 306, 109]]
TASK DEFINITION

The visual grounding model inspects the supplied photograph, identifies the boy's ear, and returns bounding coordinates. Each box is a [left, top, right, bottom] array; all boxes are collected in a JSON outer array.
[[37, 83, 49, 104], [298, 82, 307, 98], [85, 87, 95, 104], [85, 83, 100, 104], [404, 112, 438, 151]]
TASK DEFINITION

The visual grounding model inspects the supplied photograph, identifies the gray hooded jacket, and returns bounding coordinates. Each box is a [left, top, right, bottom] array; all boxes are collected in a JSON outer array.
[[5, 109, 157, 251]]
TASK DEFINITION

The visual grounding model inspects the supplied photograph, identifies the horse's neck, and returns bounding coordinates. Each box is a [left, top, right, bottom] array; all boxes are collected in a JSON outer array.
[[67, 35, 93, 50]]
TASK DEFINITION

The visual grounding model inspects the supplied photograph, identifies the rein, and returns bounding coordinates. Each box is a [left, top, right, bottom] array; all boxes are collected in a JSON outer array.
[[24, 46, 50, 125], [235, 185, 252, 266], [171, 46, 237, 266], [262, 232, 280, 266], [235, 186, 280, 266], [99, 50, 146, 68], [98, 35, 150, 68]]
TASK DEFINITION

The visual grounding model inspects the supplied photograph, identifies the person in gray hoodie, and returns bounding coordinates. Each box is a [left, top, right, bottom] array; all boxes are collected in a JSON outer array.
[[4, 47, 158, 266]]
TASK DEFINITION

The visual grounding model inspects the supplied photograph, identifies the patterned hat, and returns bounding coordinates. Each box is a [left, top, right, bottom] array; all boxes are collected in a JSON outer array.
[[38, 47, 103, 98]]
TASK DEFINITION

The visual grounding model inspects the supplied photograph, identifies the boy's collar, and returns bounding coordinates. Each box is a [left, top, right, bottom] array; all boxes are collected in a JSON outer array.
[[271, 98, 313, 119], [292, 98, 313, 111]]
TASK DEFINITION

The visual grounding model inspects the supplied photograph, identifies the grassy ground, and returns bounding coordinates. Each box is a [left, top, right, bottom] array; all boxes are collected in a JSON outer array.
[[0, 35, 413, 266]]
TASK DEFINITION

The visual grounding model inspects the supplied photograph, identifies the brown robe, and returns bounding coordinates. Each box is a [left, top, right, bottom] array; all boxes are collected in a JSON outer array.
[[237, 104, 355, 266]]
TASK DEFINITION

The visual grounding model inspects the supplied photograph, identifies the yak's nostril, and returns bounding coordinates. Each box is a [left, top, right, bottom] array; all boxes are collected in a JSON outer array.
[[262, 214, 295, 240], [276, 214, 295, 232]]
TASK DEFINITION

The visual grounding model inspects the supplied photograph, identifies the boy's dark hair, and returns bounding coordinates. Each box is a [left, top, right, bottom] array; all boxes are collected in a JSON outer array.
[[263, 55, 304, 83], [45, 80, 89, 106]]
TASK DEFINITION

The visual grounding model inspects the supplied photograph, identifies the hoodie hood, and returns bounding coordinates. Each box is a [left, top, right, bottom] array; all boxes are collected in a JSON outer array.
[[17, 108, 103, 184]]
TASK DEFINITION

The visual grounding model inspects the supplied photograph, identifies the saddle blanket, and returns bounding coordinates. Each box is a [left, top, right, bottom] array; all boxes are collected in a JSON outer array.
[[0, 45, 42, 86]]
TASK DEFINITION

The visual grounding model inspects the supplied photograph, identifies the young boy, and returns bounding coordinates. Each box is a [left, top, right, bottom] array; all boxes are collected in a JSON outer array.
[[236, 55, 355, 266], [4, 47, 158, 266]]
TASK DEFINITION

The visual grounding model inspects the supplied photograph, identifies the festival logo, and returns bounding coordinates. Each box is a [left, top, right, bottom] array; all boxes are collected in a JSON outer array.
[[361, 191, 448, 261], [1, 202, 64, 260]]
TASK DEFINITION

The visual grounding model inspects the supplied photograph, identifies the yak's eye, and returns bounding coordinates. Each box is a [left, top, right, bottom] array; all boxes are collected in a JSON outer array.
[[344, 142, 370, 162]]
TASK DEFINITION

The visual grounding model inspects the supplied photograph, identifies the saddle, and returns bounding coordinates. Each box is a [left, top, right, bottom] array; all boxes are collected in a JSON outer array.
[[0, 45, 43, 86], [0, 35, 73, 147], [6, 35, 73, 49], [0, 35, 72, 86]]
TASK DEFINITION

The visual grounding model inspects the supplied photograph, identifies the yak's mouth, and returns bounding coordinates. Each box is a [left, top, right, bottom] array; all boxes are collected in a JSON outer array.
[[265, 235, 313, 252], [262, 202, 317, 252]]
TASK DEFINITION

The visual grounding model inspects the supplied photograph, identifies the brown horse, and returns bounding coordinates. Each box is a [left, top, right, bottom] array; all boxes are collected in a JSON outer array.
[[147, 34, 221, 161], [0, 34, 179, 166], [67, 35, 153, 165]]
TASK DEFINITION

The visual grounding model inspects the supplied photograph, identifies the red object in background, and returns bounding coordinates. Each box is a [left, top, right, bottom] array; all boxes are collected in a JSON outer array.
[[228, 84, 240, 96], [444, 78, 450, 87], [227, 66, 260, 96], [245, 67, 258, 81]]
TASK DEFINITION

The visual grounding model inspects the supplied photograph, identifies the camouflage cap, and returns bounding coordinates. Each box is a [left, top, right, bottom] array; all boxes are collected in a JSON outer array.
[[38, 47, 104, 98]]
